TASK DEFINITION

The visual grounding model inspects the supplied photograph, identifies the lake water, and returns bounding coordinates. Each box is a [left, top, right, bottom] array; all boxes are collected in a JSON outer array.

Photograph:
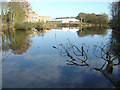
[[1, 27, 120, 88]]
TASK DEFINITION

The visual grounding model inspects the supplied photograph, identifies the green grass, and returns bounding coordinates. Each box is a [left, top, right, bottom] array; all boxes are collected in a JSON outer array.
[[8, 22, 108, 30]]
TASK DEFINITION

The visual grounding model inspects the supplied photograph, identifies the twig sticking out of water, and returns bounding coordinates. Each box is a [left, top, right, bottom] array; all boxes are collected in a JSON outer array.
[[93, 43, 120, 88], [93, 43, 120, 67], [53, 41, 89, 66]]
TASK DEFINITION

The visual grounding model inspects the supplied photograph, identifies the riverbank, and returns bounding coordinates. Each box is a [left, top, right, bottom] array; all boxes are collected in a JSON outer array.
[[1, 22, 108, 31]]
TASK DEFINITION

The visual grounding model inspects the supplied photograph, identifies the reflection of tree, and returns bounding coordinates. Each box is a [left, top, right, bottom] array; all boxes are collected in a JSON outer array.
[[1, 51, 11, 64], [38, 30, 51, 37], [8, 30, 32, 55], [1, 30, 13, 63], [2, 31, 11, 51], [2, 30, 37, 55], [77, 27, 107, 37], [53, 40, 120, 88], [53, 41, 89, 66], [109, 31, 120, 58], [93, 43, 120, 88]]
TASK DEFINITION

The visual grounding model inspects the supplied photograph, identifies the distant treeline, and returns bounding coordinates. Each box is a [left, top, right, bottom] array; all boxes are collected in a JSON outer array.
[[1, 0, 109, 30], [76, 13, 108, 26], [109, 1, 120, 31], [13, 22, 95, 30]]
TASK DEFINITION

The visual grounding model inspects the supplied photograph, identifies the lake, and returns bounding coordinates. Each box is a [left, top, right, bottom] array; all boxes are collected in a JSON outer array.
[[1, 27, 120, 88]]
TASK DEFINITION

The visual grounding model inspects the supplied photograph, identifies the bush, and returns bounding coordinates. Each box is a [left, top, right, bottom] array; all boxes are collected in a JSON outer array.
[[14, 22, 34, 30], [35, 22, 44, 30]]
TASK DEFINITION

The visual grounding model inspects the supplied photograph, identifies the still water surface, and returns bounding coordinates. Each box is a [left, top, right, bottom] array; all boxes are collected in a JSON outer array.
[[2, 27, 120, 88]]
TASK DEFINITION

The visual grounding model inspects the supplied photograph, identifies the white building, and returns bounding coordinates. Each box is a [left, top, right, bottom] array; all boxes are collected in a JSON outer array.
[[47, 18, 80, 23], [57, 18, 79, 23]]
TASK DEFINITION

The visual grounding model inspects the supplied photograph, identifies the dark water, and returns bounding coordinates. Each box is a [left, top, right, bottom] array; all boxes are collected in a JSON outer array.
[[1, 27, 120, 88]]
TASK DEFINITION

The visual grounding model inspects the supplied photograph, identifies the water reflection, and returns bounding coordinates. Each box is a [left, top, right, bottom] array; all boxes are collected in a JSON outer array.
[[2, 29, 53, 55], [2, 27, 120, 88], [93, 43, 120, 88], [61, 27, 79, 32], [109, 31, 120, 59], [54, 40, 120, 88], [53, 40, 89, 66], [87, 29, 120, 88], [38, 29, 52, 37], [77, 27, 107, 37], [2, 30, 33, 55], [1, 29, 54, 62], [53, 28, 120, 88]]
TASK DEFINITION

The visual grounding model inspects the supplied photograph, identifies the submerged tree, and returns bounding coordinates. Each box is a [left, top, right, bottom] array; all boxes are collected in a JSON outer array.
[[53, 39, 120, 88], [93, 43, 120, 88], [53, 41, 89, 66]]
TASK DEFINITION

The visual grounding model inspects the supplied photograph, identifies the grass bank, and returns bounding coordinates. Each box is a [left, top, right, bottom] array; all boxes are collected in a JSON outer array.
[[2, 22, 108, 30]]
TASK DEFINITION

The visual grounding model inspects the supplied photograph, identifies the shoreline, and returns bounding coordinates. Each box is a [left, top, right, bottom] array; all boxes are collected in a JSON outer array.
[[1, 22, 108, 31]]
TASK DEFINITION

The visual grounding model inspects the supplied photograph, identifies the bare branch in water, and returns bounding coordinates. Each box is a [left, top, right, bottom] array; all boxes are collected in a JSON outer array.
[[93, 43, 120, 88], [93, 43, 120, 67], [53, 40, 89, 66]]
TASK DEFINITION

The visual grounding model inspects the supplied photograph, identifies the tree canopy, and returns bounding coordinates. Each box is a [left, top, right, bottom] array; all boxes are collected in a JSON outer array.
[[1, 0, 32, 29], [76, 13, 108, 26]]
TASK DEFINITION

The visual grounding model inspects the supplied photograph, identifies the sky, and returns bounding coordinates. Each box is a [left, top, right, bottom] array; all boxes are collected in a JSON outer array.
[[29, 2, 112, 18], [6, 0, 119, 18]]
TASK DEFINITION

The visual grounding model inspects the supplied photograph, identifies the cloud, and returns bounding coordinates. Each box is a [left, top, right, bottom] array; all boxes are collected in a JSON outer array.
[[2, 54, 64, 87], [2, 53, 118, 88]]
